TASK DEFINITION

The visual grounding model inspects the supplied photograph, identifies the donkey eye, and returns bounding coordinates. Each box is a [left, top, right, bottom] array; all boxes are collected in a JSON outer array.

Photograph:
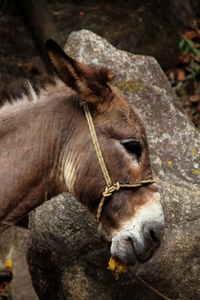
[[121, 141, 142, 158]]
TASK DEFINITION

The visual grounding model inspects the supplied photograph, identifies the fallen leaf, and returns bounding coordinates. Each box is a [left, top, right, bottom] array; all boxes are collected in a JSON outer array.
[[177, 69, 185, 81], [167, 161, 172, 165], [165, 69, 176, 82], [179, 53, 191, 64], [194, 41, 200, 48], [189, 95, 200, 103], [79, 11, 85, 16], [184, 30, 199, 40], [194, 54, 200, 62]]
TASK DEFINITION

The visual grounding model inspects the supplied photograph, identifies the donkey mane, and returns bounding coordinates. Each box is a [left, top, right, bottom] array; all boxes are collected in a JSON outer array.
[[0, 75, 56, 108], [0, 65, 111, 111]]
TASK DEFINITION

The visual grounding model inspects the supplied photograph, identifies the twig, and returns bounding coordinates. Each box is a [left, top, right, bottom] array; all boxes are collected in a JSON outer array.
[[128, 267, 171, 300]]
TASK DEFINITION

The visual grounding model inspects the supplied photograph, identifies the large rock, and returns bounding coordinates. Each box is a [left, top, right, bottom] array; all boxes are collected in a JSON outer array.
[[26, 30, 200, 300]]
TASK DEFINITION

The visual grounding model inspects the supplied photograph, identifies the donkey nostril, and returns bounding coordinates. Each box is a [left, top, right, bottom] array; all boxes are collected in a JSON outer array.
[[143, 222, 164, 245], [150, 229, 159, 243]]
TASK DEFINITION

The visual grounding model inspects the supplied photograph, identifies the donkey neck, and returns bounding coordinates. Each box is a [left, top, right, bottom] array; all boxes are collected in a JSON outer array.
[[0, 80, 82, 226]]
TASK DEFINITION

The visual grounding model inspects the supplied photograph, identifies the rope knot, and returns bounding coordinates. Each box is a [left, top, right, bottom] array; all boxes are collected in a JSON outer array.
[[103, 182, 120, 198], [113, 182, 120, 191]]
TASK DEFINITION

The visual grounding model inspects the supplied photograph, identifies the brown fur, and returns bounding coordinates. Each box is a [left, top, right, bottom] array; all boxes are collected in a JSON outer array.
[[0, 41, 153, 242], [0, 75, 56, 106]]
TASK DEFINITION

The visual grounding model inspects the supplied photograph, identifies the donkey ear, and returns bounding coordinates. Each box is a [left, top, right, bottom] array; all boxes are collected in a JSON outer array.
[[45, 39, 113, 104]]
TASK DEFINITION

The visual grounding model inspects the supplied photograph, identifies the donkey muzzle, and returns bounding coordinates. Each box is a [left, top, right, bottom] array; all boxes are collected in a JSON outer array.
[[110, 198, 165, 265]]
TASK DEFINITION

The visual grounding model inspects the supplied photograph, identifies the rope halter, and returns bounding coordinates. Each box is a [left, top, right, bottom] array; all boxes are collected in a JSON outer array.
[[83, 104, 170, 300], [83, 103, 154, 223]]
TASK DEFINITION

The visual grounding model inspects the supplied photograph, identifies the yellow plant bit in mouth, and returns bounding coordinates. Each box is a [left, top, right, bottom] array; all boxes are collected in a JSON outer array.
[[107, 256, 127, 280]]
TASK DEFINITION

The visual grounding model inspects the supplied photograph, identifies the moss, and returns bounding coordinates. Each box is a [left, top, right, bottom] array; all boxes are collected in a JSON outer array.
[[116, 80, 147, 93]]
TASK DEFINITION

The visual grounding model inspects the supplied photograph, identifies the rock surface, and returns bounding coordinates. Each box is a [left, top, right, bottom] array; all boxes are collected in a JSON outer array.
[[26, 30, 200, 300]]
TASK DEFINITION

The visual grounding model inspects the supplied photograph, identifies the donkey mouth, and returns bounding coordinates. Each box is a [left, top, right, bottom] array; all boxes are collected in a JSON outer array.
[[110, 221, 164, 266], [110, 237, 158, 266], [131, 238, 160, 264]]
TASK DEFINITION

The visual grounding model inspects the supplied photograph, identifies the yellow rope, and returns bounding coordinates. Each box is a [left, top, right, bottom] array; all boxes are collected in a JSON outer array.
[[96, 179, 154, 223], [84, 104, 112, 187], [128, 268, 171, 300]]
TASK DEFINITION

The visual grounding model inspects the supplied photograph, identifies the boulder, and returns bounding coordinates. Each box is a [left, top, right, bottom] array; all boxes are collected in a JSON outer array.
[[26, 30, 200, 300]]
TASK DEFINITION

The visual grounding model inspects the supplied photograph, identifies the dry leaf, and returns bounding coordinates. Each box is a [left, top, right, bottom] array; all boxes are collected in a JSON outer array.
[[189, 95, 200, 103], [165, 69, 176, 82], [194, 55, 200, 62], [177, 69, 185, 81], [184, 30, 199, 40], [79, 11, 85, 16], [179, 53, 191, 64]]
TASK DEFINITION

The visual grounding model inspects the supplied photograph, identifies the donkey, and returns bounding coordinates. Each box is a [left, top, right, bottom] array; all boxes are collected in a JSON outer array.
[[0, 40, 164, 265]]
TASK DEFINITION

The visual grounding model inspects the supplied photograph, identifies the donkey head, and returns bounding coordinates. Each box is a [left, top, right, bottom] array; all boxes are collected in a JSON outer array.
[[46, 40, 165, 266]]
